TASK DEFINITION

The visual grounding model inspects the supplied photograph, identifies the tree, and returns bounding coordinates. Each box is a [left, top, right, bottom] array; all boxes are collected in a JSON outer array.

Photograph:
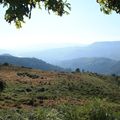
[[75, 68, 80, 73], [1, 0, 120, 28], [0, 0, 71, 28], [97, 0, 120, 14]]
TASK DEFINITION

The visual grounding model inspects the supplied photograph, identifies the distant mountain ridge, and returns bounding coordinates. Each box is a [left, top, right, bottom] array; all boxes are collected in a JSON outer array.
[[1, 41, 120, 75], [56, 57, 120, 75], [1, 53, 13, 57], [1, 41, 120, 62], [21, 41, 120, 63], [0, 54, 63, 71]]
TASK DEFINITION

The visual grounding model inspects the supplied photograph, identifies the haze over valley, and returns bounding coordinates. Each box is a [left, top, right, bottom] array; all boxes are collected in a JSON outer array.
[[0, 41, 120, 75]]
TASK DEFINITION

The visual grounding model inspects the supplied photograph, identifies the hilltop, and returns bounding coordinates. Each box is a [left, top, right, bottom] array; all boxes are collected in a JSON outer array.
[[0, 64, 120, 119], [0, 54, 63, 71]]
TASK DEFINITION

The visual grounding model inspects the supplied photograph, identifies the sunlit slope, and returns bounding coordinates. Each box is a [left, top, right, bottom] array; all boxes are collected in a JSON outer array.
[[0, 64, 120, 109]]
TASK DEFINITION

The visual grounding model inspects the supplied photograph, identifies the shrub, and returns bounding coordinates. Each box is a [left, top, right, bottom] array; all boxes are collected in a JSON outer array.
[[75, 68, 80, 73], [58, 99, 120, 120], [2, 62, 9, 66], [17, 72, 39, 79], [46, 109, 63, 120], [89, 99, 119, 120], [89, 106, 114, 120], [0, 79, 6, 92], [59, 105, 82, 120], [29, 108, 46, 120]]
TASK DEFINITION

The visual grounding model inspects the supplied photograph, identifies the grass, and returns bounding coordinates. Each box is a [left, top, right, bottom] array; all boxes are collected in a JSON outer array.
[[0, 64, 120, 119]]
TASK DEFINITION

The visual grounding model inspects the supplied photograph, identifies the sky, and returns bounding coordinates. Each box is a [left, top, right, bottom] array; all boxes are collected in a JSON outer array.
[[0, 0, 120, 53]]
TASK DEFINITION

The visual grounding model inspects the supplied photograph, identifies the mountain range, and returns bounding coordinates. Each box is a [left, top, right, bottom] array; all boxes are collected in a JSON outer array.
[[0, 54, 63, 71], [0, 41, 120, 75], [18, 41, 120, 63], [55, 57, 120, 75]]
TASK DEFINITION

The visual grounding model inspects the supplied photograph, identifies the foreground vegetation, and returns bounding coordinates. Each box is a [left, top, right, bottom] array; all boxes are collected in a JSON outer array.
[[0, 64, 120, 119]]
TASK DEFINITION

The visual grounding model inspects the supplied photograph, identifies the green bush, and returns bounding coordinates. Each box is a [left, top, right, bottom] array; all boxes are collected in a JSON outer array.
[[89, 106, 114, 120], [46, 109, 63, 120], [0, 79, 6, 92], [2, 62, 9, 66], [89, 99, 119, 120], [58, 105, 88, 120], [75, 68, 80, 73], [17, 72, 39, 79], [57, 99, 120, 120]]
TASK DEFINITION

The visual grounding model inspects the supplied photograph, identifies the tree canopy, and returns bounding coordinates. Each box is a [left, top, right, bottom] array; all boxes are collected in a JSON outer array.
[[97, 0, 120, 14], [0, 0, 71, 28], [0, 0, 120, 28]]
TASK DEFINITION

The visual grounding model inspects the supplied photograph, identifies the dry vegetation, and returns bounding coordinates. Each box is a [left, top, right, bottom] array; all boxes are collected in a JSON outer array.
[[0, 64, 120, 119]]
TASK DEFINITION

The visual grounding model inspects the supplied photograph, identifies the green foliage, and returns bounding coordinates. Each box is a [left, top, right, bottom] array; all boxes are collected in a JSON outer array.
[[17, 72, 39, 79], [27, 108, 46, 120], [0, 109, 28, 120], [0, 79, 6, 92], [97, 0, 120, 14], [59, 105, 84, 120], [75, 68, 80, 73], [46, 109, 63, 120], [0, 99, 120, 120], [2, 62, 9, 66], [57, 99, 120, 120], [1, 0, 120, 28], [0, 0, 71, 28], [89, 99, 116, 120]]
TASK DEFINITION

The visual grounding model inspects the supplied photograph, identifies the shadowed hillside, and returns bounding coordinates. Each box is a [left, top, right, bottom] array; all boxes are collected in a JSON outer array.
[[0, 54, 63, 71], [56, 57, 120, 75]]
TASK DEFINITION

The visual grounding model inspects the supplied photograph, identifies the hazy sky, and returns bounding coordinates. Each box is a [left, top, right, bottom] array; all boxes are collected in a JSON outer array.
[[0, 0, 120, 52]]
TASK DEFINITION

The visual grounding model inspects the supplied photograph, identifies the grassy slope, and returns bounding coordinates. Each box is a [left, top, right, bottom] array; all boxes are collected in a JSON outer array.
[[0, 65, 120, 119]]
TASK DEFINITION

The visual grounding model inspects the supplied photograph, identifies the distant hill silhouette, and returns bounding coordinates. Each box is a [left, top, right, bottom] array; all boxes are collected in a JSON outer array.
[[56, 57, 120, 75], [0, 54, 63, 71], [22, 41, 120, 63], [110, 61, 120, 75], [1, 41, 120, 74]]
